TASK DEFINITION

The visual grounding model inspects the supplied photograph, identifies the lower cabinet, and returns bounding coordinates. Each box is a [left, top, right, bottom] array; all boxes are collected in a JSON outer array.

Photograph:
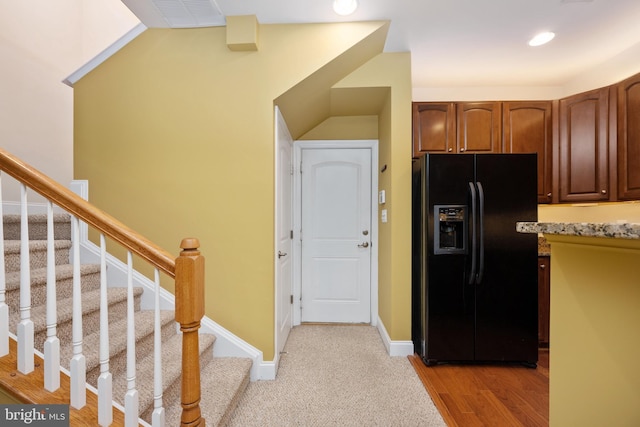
[[538, 256, 550, 346]]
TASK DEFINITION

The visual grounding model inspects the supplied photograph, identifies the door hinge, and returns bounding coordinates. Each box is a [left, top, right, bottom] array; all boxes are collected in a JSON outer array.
[[290, 229, 293, 239], [290, 295, 294, 304]]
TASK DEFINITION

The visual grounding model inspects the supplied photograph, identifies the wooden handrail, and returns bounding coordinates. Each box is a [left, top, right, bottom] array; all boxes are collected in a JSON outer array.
[[1, 147, 204, 425], [0, 148, 175, 278]]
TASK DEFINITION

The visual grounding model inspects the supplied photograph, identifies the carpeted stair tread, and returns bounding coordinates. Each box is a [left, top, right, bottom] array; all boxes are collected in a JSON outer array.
[[111, 332, 216, 418], [8, 286, 143, 334], [4, 263, 101, 291], [61, 309, 176, 374], [3, 240, 73, 273], [166, 357, 252, 427], [3, 239, 71, 253], [3, 213, 71, 240], [3, 213, 254, 425]]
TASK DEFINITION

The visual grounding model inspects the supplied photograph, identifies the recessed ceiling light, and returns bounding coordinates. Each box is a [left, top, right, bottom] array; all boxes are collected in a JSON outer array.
[[528, 31, 555, 47], [333, 0, 358, 16]]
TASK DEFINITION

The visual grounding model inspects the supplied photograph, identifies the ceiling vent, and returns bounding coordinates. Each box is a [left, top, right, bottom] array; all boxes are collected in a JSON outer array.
[[151, 0, 224, 27]]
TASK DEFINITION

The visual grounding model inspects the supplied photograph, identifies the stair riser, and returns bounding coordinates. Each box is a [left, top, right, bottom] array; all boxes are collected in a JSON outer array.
[[34, 295, 141, 355], [4, 243, 71, 274], [3, 215, 71, 241], [86, 318, 177, 386], [5, 271, 101, 319]]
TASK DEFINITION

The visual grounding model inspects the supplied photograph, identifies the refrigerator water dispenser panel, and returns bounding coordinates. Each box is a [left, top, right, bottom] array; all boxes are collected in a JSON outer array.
[[434, 205, 467, 255]]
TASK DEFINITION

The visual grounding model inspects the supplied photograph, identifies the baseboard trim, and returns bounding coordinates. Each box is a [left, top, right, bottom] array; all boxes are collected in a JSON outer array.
[[68, 180, 268, 381], [376, 317, 415, 357]]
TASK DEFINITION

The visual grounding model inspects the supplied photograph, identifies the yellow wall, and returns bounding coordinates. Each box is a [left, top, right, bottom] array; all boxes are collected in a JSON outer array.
[[546, 235, 640, 426], [295, 53, 413, 339], [341, 53, 413, 339], [538, 202, 640, 425], [73, 22, 413, 360], [299, 115, 378, 140]]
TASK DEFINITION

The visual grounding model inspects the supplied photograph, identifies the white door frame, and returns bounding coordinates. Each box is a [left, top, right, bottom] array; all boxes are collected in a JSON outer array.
[[274, 106, 293, 371], [292, 140, 379, 327]]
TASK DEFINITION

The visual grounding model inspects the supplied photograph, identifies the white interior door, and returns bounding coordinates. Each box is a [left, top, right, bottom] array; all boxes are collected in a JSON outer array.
[[301, 148, 372, 323], [275, 107, 293, 364]]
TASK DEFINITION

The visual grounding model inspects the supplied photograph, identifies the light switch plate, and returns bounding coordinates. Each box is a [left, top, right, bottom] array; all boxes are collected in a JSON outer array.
[[381, 209, 388, 223], [379, 190, 386, 205]]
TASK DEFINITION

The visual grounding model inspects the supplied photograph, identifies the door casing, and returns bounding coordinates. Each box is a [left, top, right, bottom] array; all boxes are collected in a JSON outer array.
[[292, 140, 379, 326], [274, 106, 293, 371]]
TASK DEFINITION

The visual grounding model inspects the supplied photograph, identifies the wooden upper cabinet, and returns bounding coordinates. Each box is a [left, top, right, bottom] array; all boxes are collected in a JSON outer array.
[[618, 73, 640, 200], [503, 101, 553, 203], [457, 102, 502, 153], [558, 88, 611, 203], [412, 102, 456, 156]]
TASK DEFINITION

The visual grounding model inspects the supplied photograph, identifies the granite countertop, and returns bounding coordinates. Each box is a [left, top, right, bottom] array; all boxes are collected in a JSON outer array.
[[518, 221, 640, 240]]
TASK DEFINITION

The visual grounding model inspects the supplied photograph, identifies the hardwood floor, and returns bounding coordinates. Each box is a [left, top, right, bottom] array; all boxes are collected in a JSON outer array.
[[0, 338, 127, 426], [409, 348, 549, 427]]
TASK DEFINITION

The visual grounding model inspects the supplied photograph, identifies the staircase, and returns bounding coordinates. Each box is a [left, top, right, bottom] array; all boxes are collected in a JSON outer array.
[[3, 213, 252, 426]]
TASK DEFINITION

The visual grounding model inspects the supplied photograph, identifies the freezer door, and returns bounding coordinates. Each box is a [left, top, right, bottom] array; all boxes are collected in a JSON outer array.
[[422, 154, 475, 363], [473, 154, 538, 364]]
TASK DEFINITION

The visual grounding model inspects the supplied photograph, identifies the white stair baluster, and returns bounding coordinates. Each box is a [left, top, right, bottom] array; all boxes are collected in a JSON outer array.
[[124, 251, 139, 427], [17, 183, 34, 373], [0, 171, 8, 357], [44, 201, 60, 391], [70, 216, 86, 409], [98, 234, 113, 426], [152, 268, 165, 427]]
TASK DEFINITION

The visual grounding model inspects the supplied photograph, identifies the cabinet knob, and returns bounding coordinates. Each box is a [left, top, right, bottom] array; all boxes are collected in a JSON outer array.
[[460, 148, 465, 152], [601, 189, 607, 195], [540, 264, 546, 269], [547, 193, 552, 198], [448, 148, 453, 152]]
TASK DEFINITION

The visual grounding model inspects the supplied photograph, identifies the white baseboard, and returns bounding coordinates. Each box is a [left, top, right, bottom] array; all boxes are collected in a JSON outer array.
[[68, 180, 268, 381], [2, 181, 273, 381], [376, 316, 415, 357]]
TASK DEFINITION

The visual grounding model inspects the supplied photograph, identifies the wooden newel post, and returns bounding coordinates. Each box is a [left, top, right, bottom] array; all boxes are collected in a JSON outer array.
[[175, 238, 206, 427]]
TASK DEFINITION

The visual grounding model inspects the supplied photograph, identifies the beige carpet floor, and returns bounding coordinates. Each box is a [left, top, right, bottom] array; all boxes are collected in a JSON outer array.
[[227, 324, 446, 426]]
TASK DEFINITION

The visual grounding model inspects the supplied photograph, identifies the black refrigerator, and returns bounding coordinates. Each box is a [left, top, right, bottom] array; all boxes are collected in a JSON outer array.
[[412, 153, 538, 367]]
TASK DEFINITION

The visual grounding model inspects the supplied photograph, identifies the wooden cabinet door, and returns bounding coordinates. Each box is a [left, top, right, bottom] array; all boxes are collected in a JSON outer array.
[[618, 73, 640, 200], [538, 257, 550, 346], [412, 102, 456, 156], [558, 88, 611, 202], [457, 102, 501, 153], [503, 101, 553, 203]]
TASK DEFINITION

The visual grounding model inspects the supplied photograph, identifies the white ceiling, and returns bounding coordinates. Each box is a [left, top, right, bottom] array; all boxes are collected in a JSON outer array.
[[122, 0, 640, 89]]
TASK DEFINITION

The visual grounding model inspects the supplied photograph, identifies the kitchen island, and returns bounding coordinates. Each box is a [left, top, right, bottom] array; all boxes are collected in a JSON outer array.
[[518, 221, 640, 427]]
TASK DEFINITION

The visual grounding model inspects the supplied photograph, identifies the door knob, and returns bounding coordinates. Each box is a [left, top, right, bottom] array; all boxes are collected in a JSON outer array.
[[358, 242, 369, 248], [278, 251, 287, 259]]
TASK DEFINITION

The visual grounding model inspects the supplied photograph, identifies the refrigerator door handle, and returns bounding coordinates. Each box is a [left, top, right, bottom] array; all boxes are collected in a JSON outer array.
[[476, 181, 485, 284], [468, 181, 477, 285]]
